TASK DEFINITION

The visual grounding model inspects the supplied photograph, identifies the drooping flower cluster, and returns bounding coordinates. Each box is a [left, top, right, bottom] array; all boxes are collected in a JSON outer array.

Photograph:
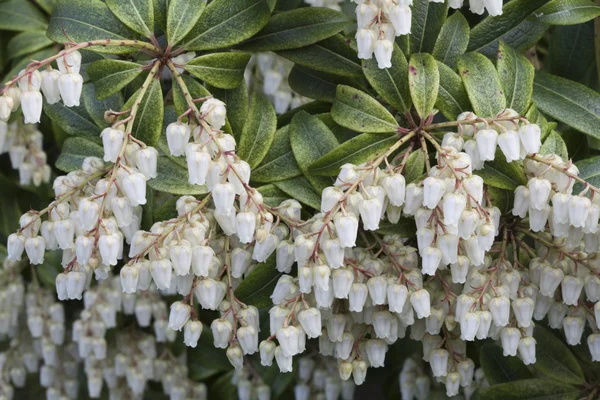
[[0, 121, 50, 187]]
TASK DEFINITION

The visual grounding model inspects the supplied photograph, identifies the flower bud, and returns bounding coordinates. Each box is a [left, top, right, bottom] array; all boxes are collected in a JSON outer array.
[[430, 349, 449, 377]]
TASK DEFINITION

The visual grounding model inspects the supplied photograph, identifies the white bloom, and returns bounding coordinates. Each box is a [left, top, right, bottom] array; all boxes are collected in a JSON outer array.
[[475, 129, 498, 161], [497, 130, 520, 162], [40, 70, 62, 104], [24, 236, 45, 264], [200, 98, 227, 129], [21, 91, 42, 124], [374, 39, 393, 69], [101, 128, 125, 163], [166, 123, 191, 156], [334, 214, 358, 248], [388, 5, 411, 35], [484, 0, 503, 15], [423, 177, 446, 209], [122, 172, 147, 206], [184, 320, 203, 348], [135, 147, 158, 179], [58, 72, 83, 107]]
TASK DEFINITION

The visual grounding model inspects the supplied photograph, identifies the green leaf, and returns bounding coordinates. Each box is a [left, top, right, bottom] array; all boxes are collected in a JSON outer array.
[[235, 255, 282, 308], [210, 82, 248, 140], [106, 0, 154, 37], [48, 0, 134, 54], [549, 22, 597, 84], [457, 52, 506, 117], [533, 71, 600, 140], [308, 133, 397, 176], [480, 343, 533, 385], [475, 150, 527, 190], [148, 157, 207, 195], [257, 184, 290, 206], [44, 100, 102, 141], [274, 176, 321, 210], [36, 0, 58, 14], [288, 65, 352, 103], [404, 149, 425, 184], [182, 0, 271, 51], [540, 131, 569, 161], [536, 0, 600, 25], [331, 85, 399, 133], [375, 219, 417, 237], [252, 126, 302, 183], [239, 7, 351, 52], [82, 83, 123, 129], [290, 111, 338, 191], [172, 74, 212, 117], [408, 53, 439, 120], [479, 379, 580, 400], [496, 41, 534, 115], [435, 61, 470, 120], [0, 0, 47, 31], [410, 0, 449, 54], [277, 101, 331, 127], [574, 156, 600, 192], [278, 34, 362, 77], [467, 0, 550, 57], [237, 92, 277, 168], [184, 52, 251, 89], [362, 41, 412, 114], [432, 12, 470, 68], [87, 60, 144, 100], [122, 79, 163, 146], [55, 137, 104, 172], [166, 0, 207, 46], [7, 31, 52, 61], [534, 325, 586, 385]]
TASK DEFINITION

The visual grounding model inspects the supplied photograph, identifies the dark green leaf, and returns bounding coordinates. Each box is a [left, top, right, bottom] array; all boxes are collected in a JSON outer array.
[[0, 0, 47, 31], [185, 52, 251, 89], [44, 100, 102, 141], [37, 251, 63, 289], [166, 0, 207, 45], [467, 0, 550, 57], [362, 41, 412, 114], [574, 156, 600, 192], [533, 71, 600, 140], [240, 7, 351, 52], [238, 92, 277, 168], [288, 65, 352, 103], [278, 34, 362, 77], [7, 31, 52, 61], [87, 60, 144, 100], [317, 113, 360, 143], [82, 83, 123, 129], [210, 82, 249, 140], [277, 101, 331, 127], [436, 61, 470, 120], [432, 12, 469, 68], [182, 0, 271, 51], [540, 131, 569, 160], [479, 343, 533, 385], [209, 371, 236, 400], [235, 255, 282, 308], [308, 133, 396, 176], [274, 176, 321, 210], [331, 85, 399, 133], [257, 184, 290, 206], [252, 126, 302, 183], [457, 52, 506, 117], [376, 219, 417, 237], [172, 74, 212, 117], [55, 137, 104, 172], [534, 325, 585, 385], [562, 128, 589, 161], [36, 0, 57, 14], [536, 0, 600, 25], [122, 79, 163, 146], [496, 41, 534, 114], [106, 0, 154, 37], [188, 329, 232, 375], [408, 53, 439, 119], [48, 0, 134, 54], [148, 157, 207, 195], [404, 149, 425, 184], [410, 0, 449, 54], [290, 111, 338, 191], [152, 197, 178, 223], [525, 101, 554, 142], [487, 186, 514, 215], [549, 22, 597, 84], [480, 379, 580, 400], [475, 150, 527, 190]]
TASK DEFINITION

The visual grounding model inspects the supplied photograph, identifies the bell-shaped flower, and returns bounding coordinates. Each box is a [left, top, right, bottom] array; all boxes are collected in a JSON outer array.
[[40, 70, 61, 104], [497, 130, 520, 162], [58, 73, 83, 107], [166, 123, 190, 156], [21, 91, 42, 124]]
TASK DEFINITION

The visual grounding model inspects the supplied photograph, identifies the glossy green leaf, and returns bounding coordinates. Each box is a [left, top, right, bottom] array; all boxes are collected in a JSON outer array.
[[432, 12, 469, 68], [240, 7, 350, 52], [496, 41, 534, 114], [81, 84, 123, 129], [166, 0, 207, 45], [408, 53, 439, 119], [534, 325, 585, 385], [288, 66, 352, 103], [274, 176, 321, 210], [185, 52, 251, 89], [182, 0, 271, 51], [457, 52, 506, 117], [533, 71, 600, 140], [237, 92, 277, 168], [480, 343, 533, 385], [7, 31, 52, 61], [48, 0, 134, 54], [277, 101, 331, 127], [467, 0, 550, 57], [257, 184, 290, 207], [376, 219, 417, 237], [106, 0, 154, 37], [331, 85, 399, 133], [290, 111, 338, 191], [537, 0, 600, 25], [36, 0, 57, 14], [309, 133, 397, 176], [87, 60, 144, 100], [210, 82, 248, 140], [549, 22, 597, 84], [278, 34, 362, 77], [475, 150, 527, 190], [540, 131, 569, 161], [253, 126, 302, 183], [188, 331, 232, 379], [0, 0, 47, 31], [235, 255, 282, 308], [148, 157, 207, 195], [44, 100, 102, 141], [574, 156, 600, 191], [410, 0, 449, 54], [436, 61, 470, 120], [55, 137, 104, 172], [404, 149, 425, 184], [362, 41, 412, 114], [480, 379, 580, 400], [122, 79, 164, 146]]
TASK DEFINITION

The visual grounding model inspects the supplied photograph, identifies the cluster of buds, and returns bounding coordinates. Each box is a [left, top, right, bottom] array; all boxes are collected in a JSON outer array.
[[290, 356, 355, 400], [0, 122, 51, 187], [0, 50, 84, 125], [246, 53, 309, 114]]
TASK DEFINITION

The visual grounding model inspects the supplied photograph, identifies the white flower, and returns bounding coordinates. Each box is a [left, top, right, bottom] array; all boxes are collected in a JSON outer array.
[[21, 91, 42, 124], [356, 2, 378, 27], [101, 128, 125, 163], [410, 289, 431, 318], [122, 172, 147, 206], [24, 236, 45, 264], [40, 70, 62, 104], [569, 196, 591, 228], [211, 319, 232, 348], [120, 265, 139, 294], [57, 51, 82, 74], [484, 0, 503, 15], [58, 72, 83, 107], [134, 147, 158, 179], [423, 177, 446, 209], [387, 5, 411, 35], [166, 123, 191, 156], [469, 0, 485, 14], [519, 124, 541, 154], [0, 96, 13, 121], [298, 308, 322, 339], [475, 129, 498, 161], [374, 39, 393, 69], [430, 349, 449, 377], [184, 320, 203, 348], [334, 214, 358, 248], [260, 340, 276, 366], [200, 98, 227, 129], [500, 327, 520, 356], [528, 178, 551, 210], [497, 130, 520, 162], [7, 233, 26, 261], [237, 325, 259, 355]]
